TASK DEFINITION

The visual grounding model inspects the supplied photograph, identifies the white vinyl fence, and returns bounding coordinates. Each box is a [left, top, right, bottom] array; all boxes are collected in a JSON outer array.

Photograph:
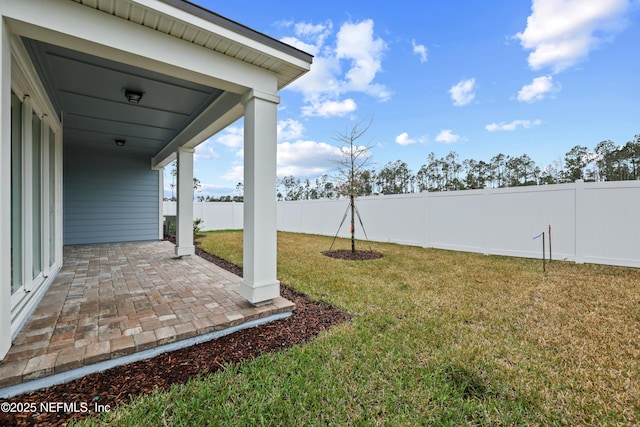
[[164, 180, 640, 268], [163, 201, 243, 232]]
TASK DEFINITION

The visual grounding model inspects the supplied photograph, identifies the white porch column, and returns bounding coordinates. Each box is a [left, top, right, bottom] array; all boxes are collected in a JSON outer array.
[[158, 169, 164, 240], [240, 89, 280, 305], [175, 147, 195, 257], [0, 17, 12, 359]]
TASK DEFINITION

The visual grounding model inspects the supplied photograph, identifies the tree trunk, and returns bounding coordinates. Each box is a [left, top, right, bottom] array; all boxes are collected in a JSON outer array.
[[350, 194, 356, 253]]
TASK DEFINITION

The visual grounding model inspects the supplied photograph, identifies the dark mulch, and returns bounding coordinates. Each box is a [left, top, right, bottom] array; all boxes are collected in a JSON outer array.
[[321, 249, 384, 260], [0, 239, 351, 427]]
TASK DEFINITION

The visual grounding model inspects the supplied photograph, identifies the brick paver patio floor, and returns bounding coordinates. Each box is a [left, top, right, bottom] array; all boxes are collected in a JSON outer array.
[[0, 241, 294, 389]]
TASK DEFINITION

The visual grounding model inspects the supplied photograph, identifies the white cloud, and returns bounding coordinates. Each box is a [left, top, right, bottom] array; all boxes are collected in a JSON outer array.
[[395, 132, 427, 146], [194, 140, 219, 160], [485, 119, 542, 132], [435, 129, 461, 143], [449, 78, 476, 106], [215, 126, 243, 148], [209, 120, 306, 150], [412, 39, 428, 63], [295, 21, 332, 38], [517, 75, 559, 102], [336, 20, 387, 96], [283, 18, 390, 117], [280, 36, 319, 55], [395, 132, 416, 146], [277, 140, 343, 178], [199, 183, 236, 196], [220, 138, 356, 182], [221, 165, 244, 181], [301, 99, 357, 117], [280, 21, 332, 56], [515, 0, 630, 73], [292, 56, 343, 102], [277, 119, 305, 141]]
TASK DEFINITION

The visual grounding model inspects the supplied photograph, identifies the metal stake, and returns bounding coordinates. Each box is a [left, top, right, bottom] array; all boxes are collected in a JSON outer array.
[[542, 232, 546, 272]]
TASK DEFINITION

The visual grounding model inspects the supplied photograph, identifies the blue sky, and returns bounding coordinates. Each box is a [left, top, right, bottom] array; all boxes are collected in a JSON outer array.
[[169, 0, 640, 198]]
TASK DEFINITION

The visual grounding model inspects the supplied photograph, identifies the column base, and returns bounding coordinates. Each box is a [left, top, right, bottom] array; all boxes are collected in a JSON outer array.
[[239, 279, 280, 305], [174, 245, 195, 258]]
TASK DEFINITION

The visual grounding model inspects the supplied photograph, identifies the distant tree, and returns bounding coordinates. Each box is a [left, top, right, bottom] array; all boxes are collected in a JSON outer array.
[[278, 175, 304, 201], [519, 154, 537, 185], [490, 153, 506, 188], [415, 164, 429, 192], [621, 136, 640, 180], [235, 182, 244, 201], [419, 152, 442, 191], [316, 174, 336, 199], [594, 140, 616, 181], [444, 151, 463, 191], [167, 160, 203, 200], [193, 177, 202, 193], [564, 145, 591, 182], [188, 132, 640, 203], [377, 160, 413, 194], [463, 158, 490, 189], [169, 161, 177, 200]]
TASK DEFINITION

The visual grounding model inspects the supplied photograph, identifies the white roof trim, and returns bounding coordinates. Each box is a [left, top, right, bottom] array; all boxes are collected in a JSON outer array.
[[72, 0, 313, 89]]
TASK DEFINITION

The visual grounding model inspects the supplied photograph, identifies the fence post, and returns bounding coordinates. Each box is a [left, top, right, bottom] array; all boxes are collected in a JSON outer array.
[[482, 187, 492, 255], [574, 179, 585, 264], [422, 190, 430, 248]]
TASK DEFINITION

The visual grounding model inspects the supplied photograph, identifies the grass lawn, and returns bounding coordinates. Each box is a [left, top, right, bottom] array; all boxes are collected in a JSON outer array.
[[77, 232, 640, 426]]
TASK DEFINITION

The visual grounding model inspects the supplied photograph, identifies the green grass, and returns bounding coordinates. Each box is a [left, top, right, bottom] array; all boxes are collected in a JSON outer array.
[[77, 232, 640, 426], [198, 229, 242, 234]]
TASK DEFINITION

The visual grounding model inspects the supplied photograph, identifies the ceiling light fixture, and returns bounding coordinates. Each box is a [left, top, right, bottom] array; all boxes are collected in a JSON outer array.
[[115, 139, 126, 147], [124, 89, 144, 104]]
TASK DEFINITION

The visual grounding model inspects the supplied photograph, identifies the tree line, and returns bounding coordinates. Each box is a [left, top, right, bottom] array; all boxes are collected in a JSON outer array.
[[277, 134, 640, 201]]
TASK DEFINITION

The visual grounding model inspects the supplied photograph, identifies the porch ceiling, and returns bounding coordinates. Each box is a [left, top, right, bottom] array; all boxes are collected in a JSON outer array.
[[23, 38, 224, 155]]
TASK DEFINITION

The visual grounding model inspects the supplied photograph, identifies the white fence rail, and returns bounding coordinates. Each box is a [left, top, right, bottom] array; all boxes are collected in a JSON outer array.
[[164, 180, 640, 268]]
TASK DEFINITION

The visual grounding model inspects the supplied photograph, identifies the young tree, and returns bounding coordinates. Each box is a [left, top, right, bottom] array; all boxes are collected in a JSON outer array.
[[333, 118, 375, 253]]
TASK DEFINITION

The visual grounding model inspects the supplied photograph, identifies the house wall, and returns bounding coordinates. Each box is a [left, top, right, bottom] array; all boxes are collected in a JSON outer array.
[[64, 144, 160, 244]]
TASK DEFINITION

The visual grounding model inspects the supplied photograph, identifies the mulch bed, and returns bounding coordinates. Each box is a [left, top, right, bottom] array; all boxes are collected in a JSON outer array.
[[321, 249, 384, 260], [0, 240, 352, 427]]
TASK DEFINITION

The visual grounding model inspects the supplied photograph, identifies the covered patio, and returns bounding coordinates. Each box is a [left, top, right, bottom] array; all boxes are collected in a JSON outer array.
[[0, 0, 313, 375], [0, 240, 294, 395]]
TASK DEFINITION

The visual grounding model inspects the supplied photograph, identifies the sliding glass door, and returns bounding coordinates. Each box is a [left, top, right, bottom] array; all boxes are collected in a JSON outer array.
[[10, 89, 60, 312], [32, 112, 42, 281], [10, 92, 22, 295], [49, 126, 56, 269]]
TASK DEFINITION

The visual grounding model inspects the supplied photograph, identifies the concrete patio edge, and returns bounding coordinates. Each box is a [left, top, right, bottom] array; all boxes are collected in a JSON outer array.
[[0, 311, 293, 398]]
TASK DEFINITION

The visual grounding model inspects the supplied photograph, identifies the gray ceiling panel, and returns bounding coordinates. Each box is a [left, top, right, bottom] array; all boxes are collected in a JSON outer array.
[[64, 128, 160, 154], [59, 92, 188, 131], [23, 37, 225, 157], [62, 114, 173, 142]]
